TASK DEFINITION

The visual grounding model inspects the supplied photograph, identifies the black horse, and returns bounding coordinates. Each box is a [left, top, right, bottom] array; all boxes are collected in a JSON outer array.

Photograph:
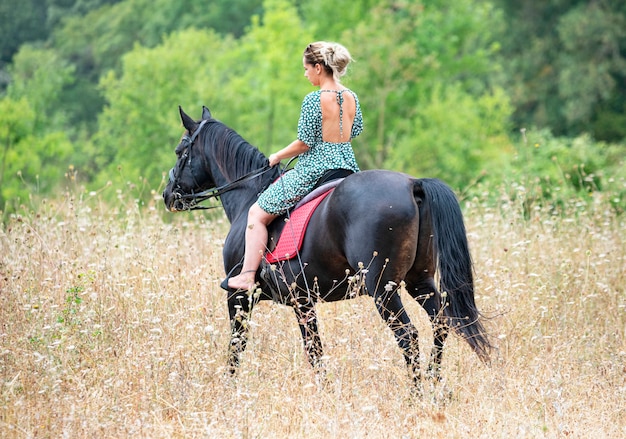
[[163, 106, 491, 385]]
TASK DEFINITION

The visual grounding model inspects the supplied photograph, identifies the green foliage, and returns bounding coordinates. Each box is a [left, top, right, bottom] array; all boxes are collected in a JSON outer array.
[[0, 0, 47, 67], [557, 3, 626, 141], [59, 285, 84, 326], [384, 84, 513, 190], [298, 0, 377, 40], [0, 97, 35, 207], [494, 0, 626, 142], [1, 0, 625, 211], [516, 130, 624, 191], [412, 0, 503, 93], [95, 0, 312, 198], [6, 45, 75, 129], [0, 47, 75, 212], [201, 0, 264, 37], [47, 0, 266, 140], [95, 28, 235, 192], [216, 0, 313, 149], [47, 1, 124, 28], [1, 131, 74, 209], [342, 1, 424, 168], [499, 129, 626, 216], [345, 0, 502, 180]]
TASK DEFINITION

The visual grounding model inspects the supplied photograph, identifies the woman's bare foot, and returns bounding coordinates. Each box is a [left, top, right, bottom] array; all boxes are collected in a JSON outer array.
[[227, 270, 257, 290]]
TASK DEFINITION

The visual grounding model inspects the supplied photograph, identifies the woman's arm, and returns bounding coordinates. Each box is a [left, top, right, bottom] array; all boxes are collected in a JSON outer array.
[[269, 139, 310, 166]]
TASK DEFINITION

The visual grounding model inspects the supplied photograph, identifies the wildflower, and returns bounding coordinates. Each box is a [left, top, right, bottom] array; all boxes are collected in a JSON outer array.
[[384, 281, 397, 292]]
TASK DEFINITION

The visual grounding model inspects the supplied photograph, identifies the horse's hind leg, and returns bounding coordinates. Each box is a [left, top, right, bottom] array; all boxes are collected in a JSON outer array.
[[373, 285, 421, 383], [226, 289, 256, 373], [405, 278, 449, 380]]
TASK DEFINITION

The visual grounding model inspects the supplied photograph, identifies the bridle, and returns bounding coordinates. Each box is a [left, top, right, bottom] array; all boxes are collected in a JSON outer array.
[[167, 119, 273, 211]]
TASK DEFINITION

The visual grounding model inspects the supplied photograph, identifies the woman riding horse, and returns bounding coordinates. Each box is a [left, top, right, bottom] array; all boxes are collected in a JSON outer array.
[[162, 46, 491, 388], [227, 41, 363, 290]]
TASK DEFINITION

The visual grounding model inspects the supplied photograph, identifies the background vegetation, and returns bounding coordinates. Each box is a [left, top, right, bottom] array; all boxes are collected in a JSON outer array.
[[0, 0, 624, 215]]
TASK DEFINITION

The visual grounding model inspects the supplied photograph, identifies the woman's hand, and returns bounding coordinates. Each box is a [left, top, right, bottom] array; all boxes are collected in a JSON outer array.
[[269, 153, 281, 167], [269, 140, 309, 167]]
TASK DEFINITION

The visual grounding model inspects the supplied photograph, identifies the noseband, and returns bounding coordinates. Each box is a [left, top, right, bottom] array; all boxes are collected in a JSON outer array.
[[167, 119, 272, 211]]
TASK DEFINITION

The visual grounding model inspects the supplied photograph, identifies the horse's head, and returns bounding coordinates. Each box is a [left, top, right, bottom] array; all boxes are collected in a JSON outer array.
[[163, 106, 215, 212]]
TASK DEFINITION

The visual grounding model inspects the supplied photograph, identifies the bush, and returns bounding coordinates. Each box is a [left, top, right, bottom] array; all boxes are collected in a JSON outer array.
[[495, 128, 626, 216]]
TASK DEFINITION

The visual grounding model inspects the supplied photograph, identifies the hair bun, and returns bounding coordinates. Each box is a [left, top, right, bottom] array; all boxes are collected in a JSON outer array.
[[304, 41, 353, 81], [322, 44, 335, 65]]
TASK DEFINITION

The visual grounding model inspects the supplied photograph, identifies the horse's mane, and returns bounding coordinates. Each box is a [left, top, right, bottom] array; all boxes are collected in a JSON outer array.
[[201, 119, 272, 185]]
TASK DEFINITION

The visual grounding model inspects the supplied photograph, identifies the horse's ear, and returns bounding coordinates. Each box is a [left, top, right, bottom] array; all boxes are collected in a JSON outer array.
[[202, 106, 212, 120], [179, 106, 197, 132]]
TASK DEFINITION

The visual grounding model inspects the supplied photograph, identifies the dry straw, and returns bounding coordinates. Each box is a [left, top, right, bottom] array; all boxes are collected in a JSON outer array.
[[1, 185, 624, 437]]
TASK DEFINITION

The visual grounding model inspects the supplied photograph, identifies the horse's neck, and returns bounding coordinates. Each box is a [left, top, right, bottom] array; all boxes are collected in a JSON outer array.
[[204, 125, 276, 222], [208, 155, 277, 225], [220, 192, 257, 224]]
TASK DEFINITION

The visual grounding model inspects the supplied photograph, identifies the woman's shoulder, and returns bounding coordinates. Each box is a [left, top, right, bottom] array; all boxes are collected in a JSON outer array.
[[344, 89, 361, 111], [301, 90, 321, 110], [303, 90, 321, 101], [344, 88, 359, 101]]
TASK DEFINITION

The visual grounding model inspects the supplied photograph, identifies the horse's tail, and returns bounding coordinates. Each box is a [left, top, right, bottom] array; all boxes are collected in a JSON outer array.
[[415, 178, 491, 362]]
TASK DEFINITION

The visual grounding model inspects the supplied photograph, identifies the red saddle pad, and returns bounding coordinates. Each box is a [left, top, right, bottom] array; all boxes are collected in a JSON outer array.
[[265, 189, 333, 263]]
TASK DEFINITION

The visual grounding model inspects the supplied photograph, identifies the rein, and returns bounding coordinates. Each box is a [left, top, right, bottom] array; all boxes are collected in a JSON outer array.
[[179, 165, 273, 210]]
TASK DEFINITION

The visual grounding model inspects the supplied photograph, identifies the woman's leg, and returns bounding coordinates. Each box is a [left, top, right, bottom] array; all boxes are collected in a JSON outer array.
[[227, 203, 277, 290]]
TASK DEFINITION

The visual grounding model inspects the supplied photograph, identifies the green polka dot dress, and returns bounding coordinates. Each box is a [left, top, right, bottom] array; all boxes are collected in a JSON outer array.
[[257, 89, 363, 215]]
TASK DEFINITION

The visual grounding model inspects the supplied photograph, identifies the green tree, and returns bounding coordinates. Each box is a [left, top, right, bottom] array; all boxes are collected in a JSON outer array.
[[298, 0, 377, 40], [48, 0, 268, 137], [95, 0, 312, 196], [342, 0, 506, 180], [385, 84, 512, 190], [0, 0, 47, 69], [494, 0, 626, 141], [201, 0, 264, 37], [342, 1, 424, 169], [95, 28, 236, 192], [7, 46, 75, 130], [0, 0, 117, 85], [0, 46, 75, 210], [0, 97, 74, 211], [46, 0, 123, 28], [216, 0, 313, 149], [557, 3, 626, 141], [0, 97, 34, 208]]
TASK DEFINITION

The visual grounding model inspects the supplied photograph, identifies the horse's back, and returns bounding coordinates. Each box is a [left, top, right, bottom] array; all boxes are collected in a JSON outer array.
[[330, 170, 419, 220]]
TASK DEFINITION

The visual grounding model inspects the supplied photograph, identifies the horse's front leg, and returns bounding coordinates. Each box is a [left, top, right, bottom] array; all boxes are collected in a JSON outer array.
[[226, 288, 256, 374], [292, 299, 324, 370]]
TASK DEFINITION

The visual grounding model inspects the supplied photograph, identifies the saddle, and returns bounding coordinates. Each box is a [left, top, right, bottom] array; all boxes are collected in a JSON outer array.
[[220, 169, 352, 293], [265, 169, 352, 264]]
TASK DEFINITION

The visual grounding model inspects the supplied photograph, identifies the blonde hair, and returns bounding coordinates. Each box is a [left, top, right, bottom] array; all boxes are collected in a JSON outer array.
[[303, 41, 353, 81]]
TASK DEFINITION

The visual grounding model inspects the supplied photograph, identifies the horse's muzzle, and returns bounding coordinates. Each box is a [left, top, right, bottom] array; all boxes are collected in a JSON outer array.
[[162, 187, 183, 212]]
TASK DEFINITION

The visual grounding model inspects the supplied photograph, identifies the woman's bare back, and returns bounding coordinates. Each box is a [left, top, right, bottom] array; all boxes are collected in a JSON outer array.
[[320, 89, 356, 143]]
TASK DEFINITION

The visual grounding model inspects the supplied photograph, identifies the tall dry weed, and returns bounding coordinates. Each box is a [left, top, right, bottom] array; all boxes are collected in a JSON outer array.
[[1, 187, 624, 438]]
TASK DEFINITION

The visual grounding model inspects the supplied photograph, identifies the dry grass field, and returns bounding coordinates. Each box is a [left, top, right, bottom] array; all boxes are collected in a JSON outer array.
[[1, 186, 624, 438]]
